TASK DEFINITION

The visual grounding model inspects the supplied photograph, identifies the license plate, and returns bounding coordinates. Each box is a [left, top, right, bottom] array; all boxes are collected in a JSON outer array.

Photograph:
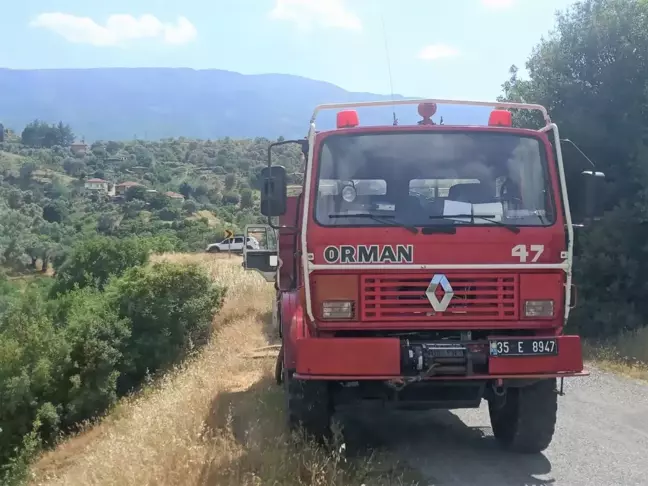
[[489, 338, 558, 357]]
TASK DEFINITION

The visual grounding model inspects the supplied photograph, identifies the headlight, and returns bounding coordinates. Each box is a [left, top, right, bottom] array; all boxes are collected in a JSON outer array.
[[524, 300, 554, 317], [322, 300, 354, 319]]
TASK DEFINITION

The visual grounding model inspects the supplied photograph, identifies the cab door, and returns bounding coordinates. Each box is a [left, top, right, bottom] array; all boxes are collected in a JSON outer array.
[[242, 225, 278, 282]]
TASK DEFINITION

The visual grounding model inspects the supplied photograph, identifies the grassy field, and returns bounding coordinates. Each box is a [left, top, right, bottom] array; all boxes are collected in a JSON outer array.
[[28, 253, 416, 486], [584, 327, 648, 381]]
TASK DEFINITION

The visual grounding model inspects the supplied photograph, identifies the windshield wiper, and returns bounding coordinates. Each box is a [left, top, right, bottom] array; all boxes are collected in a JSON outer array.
[[329, 213, 419, 234], [428, 214, 521, 234]]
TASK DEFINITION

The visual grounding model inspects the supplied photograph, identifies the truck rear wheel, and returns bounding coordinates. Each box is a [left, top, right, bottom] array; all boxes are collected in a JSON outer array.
[[488, 378, 557, 454], [285, 371, 332, 443]]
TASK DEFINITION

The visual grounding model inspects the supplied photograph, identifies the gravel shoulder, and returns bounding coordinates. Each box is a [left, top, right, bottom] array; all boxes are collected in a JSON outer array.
[[340, 365, 648, 486]]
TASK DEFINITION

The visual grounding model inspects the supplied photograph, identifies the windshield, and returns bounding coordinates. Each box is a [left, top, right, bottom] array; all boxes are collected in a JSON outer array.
[[313, 131, 555, 227]]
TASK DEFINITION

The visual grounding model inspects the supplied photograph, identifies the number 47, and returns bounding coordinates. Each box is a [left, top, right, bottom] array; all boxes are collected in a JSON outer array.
[[512, 244, 545, 263]]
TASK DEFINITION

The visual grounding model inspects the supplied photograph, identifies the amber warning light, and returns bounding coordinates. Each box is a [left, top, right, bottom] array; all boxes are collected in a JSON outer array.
[[336, 110, 359, 129]]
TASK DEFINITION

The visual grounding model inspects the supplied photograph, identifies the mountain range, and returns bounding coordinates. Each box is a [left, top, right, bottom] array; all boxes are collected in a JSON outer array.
[[0, 68, 492, 141]]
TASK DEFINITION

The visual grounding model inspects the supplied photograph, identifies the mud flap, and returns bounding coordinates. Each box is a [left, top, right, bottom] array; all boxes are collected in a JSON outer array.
[[275, 345, 284, 385]]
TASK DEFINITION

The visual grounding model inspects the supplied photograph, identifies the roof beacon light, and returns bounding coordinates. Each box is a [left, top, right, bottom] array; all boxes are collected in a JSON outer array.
[[418, 102, 437, 125], [336, 110, 360, 129], [418, 102, 437, 118], [488, 109, 513, 127]]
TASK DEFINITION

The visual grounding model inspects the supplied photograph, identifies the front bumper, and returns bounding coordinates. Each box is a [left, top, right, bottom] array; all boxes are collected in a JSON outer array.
[[293, 334, 587, 381]]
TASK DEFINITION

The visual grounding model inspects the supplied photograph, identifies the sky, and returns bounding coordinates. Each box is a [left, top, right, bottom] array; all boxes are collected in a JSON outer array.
[[0, 0, 578, 101]]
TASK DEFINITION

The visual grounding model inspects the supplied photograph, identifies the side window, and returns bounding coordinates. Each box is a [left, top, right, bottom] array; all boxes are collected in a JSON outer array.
[[234, 237, 244, 244]]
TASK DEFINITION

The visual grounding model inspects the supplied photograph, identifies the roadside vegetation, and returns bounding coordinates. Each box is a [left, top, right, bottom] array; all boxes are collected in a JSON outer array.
[[497, 0, 648, 377], [3, 0, 648, 483], [25, 254, 419, 486], [0, 241, 227, 485]]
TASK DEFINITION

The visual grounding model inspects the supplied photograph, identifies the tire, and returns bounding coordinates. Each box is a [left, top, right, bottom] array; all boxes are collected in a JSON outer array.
[[207, 246, 221, 253], [284, 370, 332, 443], [488, 378, 558, 454]]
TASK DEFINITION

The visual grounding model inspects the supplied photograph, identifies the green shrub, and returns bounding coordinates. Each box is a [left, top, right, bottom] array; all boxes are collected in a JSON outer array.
[[52, 287, 131, 428], [107, 262, 226, 393], [0, 288, 69, 464], [0, 260, 227, 474], [51, 235, 175, 295]]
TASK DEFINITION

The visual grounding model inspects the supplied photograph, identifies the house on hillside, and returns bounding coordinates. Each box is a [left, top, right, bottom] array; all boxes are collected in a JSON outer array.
[[70, 142, 88, 156], [165, 191, 185, 202], [115, 181, 145, 196], [84, 178, 109, 192]]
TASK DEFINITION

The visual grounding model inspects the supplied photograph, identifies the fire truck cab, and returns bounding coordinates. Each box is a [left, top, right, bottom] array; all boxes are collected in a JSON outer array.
[[243, 98, 605, 454]]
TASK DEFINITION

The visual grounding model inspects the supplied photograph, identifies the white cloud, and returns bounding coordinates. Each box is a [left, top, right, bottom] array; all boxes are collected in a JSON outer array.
[[418, 44, 460, 61], [481, 0, 515, 9], [269, 0, 362, 31], [30, 13, 197, 47]]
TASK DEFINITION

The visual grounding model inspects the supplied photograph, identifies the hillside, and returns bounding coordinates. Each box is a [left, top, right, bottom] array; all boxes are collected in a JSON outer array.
[[0, 128, 305, 279], [0, 68, 491, 141]]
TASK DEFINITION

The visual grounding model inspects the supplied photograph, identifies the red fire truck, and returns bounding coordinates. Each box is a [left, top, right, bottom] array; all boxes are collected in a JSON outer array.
[[243, 98, 605, 453]]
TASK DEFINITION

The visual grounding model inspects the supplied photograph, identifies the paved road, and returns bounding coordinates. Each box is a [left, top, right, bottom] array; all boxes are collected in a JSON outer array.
[[341, 366, 648, 486]]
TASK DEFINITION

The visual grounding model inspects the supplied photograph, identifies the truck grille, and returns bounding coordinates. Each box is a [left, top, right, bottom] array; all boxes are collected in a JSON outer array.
[[360, 273, 518, 321]]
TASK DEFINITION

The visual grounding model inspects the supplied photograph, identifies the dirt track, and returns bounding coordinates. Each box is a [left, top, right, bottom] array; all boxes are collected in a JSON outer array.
[[338, 365, 648, 485]]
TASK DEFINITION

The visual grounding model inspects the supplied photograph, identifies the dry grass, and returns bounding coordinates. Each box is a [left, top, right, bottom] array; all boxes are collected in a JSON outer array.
[[28, 253, 416, 486], [585, 326, 648, 381]]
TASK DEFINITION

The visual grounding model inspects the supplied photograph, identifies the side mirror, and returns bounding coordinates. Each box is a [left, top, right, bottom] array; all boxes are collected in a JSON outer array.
[[581, 170, 606, 220], [260, 166, 287, 217]]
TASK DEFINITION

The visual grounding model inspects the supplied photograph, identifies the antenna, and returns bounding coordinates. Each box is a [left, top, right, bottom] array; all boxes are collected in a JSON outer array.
[[380, 12, 398, 126], [561, 138, 596, 168]]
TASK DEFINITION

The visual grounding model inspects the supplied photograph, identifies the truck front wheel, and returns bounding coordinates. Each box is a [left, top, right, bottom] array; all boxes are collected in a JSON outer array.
[[285, 371, 332, 443], [488, 378, 558, 454]]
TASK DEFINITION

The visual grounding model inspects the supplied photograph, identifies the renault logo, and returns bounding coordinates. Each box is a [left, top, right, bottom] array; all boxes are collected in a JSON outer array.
[[425, 274, 454, 312]]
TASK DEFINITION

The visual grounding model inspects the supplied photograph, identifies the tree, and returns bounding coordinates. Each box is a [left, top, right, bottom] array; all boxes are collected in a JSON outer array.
[[63, 157, 86, 176], [106, 141, 122, 155], [224, 173, 236, 191], [147, 192, 170, 211], [499, 0, 648, 338], [222, 192, 240, 205], [21, 120, 75, 148], [20, 162, 36, 182], [240, 188, 254, 209], [56, 122, 75, 146], [125, 185, 147, 201], [182, 200, 198, 215], [178, 181, 193, 198], [7, 189, 23, 210], [43, 201, 67, 223], [51, 236, 153, 294]]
